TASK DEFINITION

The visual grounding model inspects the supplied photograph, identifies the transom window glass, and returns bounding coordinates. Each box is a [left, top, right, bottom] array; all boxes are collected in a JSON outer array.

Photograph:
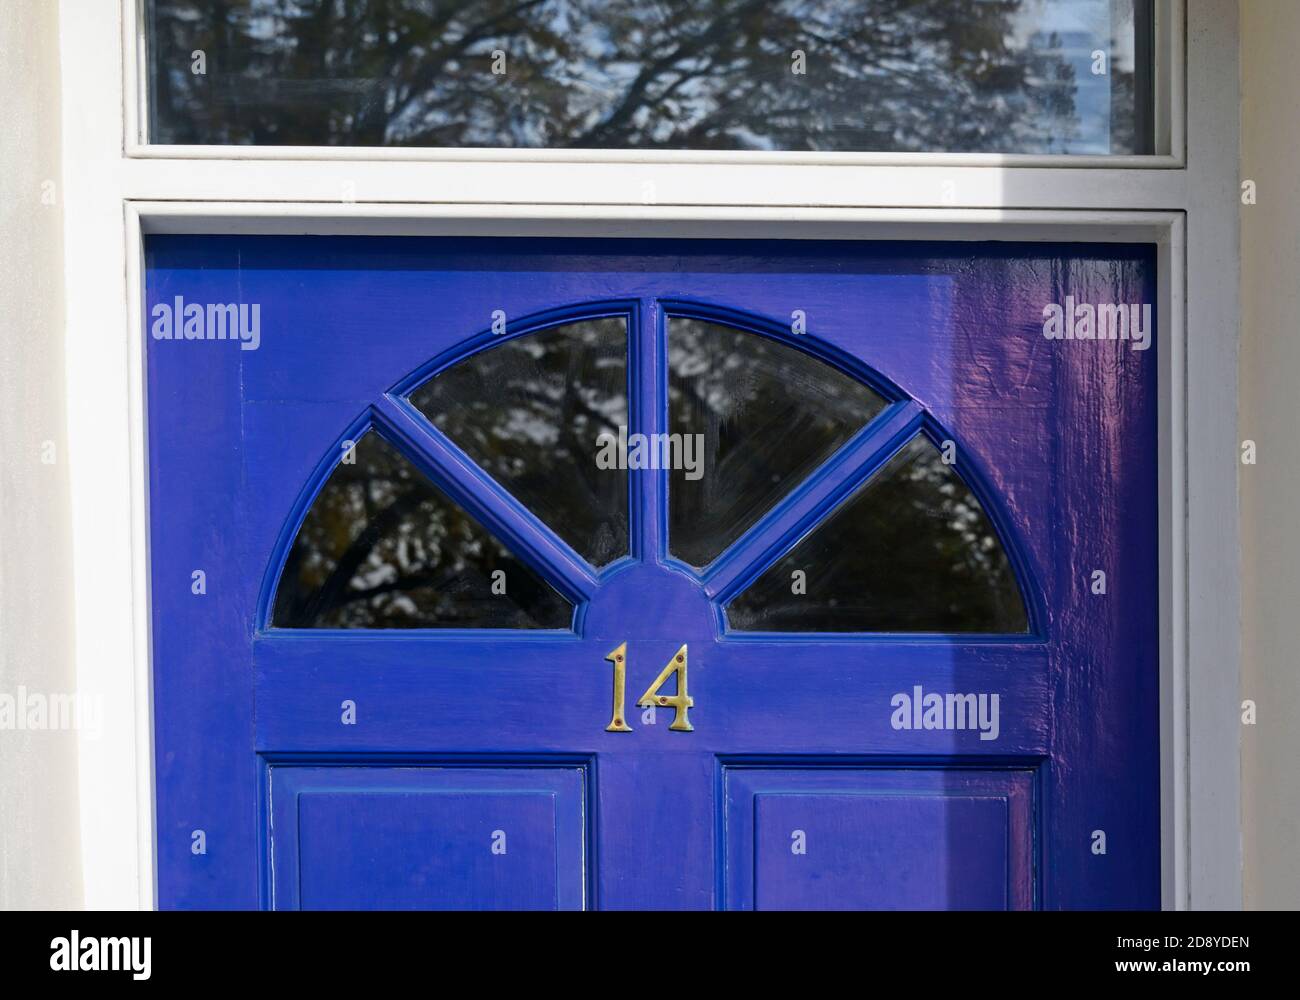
[[146, 0, 1155, 155]]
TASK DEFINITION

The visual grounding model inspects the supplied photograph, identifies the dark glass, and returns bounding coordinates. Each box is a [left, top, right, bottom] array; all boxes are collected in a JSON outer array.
[[409, 317, 628, 567], [147, 0, 1154, 155], [272, 433, 572, 628], [668, 318, 886, 568], [727, 435, 1029, 633]]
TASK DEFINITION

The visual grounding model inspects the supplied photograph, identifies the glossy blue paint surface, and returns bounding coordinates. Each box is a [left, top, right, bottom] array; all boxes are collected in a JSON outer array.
[[146, 236, 1160, 910], [268, 765, 587, 910], [725, 767, 1035, 910]]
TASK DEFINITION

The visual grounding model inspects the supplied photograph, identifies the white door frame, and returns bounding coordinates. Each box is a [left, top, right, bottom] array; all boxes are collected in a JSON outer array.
[[58, 0, 1239, 909]]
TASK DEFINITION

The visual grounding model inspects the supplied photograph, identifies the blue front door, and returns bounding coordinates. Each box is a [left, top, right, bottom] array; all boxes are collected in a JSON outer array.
[[146, 237, 1159, 909]]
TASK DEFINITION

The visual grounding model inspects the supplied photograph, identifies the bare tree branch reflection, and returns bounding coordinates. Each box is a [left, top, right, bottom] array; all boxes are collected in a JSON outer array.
[[149, 0, 1143, 153]]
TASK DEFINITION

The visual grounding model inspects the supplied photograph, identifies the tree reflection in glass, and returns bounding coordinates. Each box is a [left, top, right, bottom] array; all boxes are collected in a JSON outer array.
[[668, 317, 887, 568], [727, 435, 1029, 632], [410, 317, 629, 567], [147, 0, 1150, 155], [272, 433, 573, 628]]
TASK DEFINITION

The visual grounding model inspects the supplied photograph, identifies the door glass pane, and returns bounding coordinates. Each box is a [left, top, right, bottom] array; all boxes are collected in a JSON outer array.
[[272, 433, 572, 629], [668, 318, 887, 568], [409, 317, 628, 567], [146, 0, 1154, 155], [727, 435, 1029, 633]]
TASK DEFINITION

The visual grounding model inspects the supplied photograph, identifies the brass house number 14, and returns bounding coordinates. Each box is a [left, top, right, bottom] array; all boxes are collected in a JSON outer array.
[[603, 643, 693, 733]]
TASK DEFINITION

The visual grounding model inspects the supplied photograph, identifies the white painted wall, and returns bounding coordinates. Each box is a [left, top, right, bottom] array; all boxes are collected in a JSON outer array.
[[0, 0, 83, 909], [1240, 0, 1300, 911]]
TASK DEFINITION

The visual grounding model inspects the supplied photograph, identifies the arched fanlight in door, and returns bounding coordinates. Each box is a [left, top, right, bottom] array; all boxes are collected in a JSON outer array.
[[269, 304, 1029, 635]]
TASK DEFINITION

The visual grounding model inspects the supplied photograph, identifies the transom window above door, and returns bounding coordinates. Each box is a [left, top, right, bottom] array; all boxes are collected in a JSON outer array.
[[143, 0, 1158, 156], [269, 305, 1031, 634]]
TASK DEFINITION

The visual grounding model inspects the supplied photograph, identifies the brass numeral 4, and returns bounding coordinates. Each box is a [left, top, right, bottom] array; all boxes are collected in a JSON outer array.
[[637, 644, 694, 732]]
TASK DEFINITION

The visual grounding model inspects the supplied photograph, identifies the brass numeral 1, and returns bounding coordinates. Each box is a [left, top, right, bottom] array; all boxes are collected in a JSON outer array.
[[603, 642, 633, 732], [637, 644, 693, 732]]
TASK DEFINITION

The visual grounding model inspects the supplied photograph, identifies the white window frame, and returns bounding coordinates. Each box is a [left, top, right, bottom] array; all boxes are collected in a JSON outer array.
[[59, 0, 1238, 909]]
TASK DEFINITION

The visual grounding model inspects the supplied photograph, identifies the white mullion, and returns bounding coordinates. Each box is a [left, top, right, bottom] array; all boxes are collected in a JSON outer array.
[[120, 157, 1191, 212]]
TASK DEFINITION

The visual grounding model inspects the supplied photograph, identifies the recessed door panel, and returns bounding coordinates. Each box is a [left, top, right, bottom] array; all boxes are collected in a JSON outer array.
[[267, 766, 587, 910], [724, 767, 1036, 910]]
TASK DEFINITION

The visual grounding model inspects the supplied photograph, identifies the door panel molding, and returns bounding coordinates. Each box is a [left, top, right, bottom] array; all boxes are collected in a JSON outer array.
[[719, 760, 1040, 910], [260, 755, 594, 911]]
